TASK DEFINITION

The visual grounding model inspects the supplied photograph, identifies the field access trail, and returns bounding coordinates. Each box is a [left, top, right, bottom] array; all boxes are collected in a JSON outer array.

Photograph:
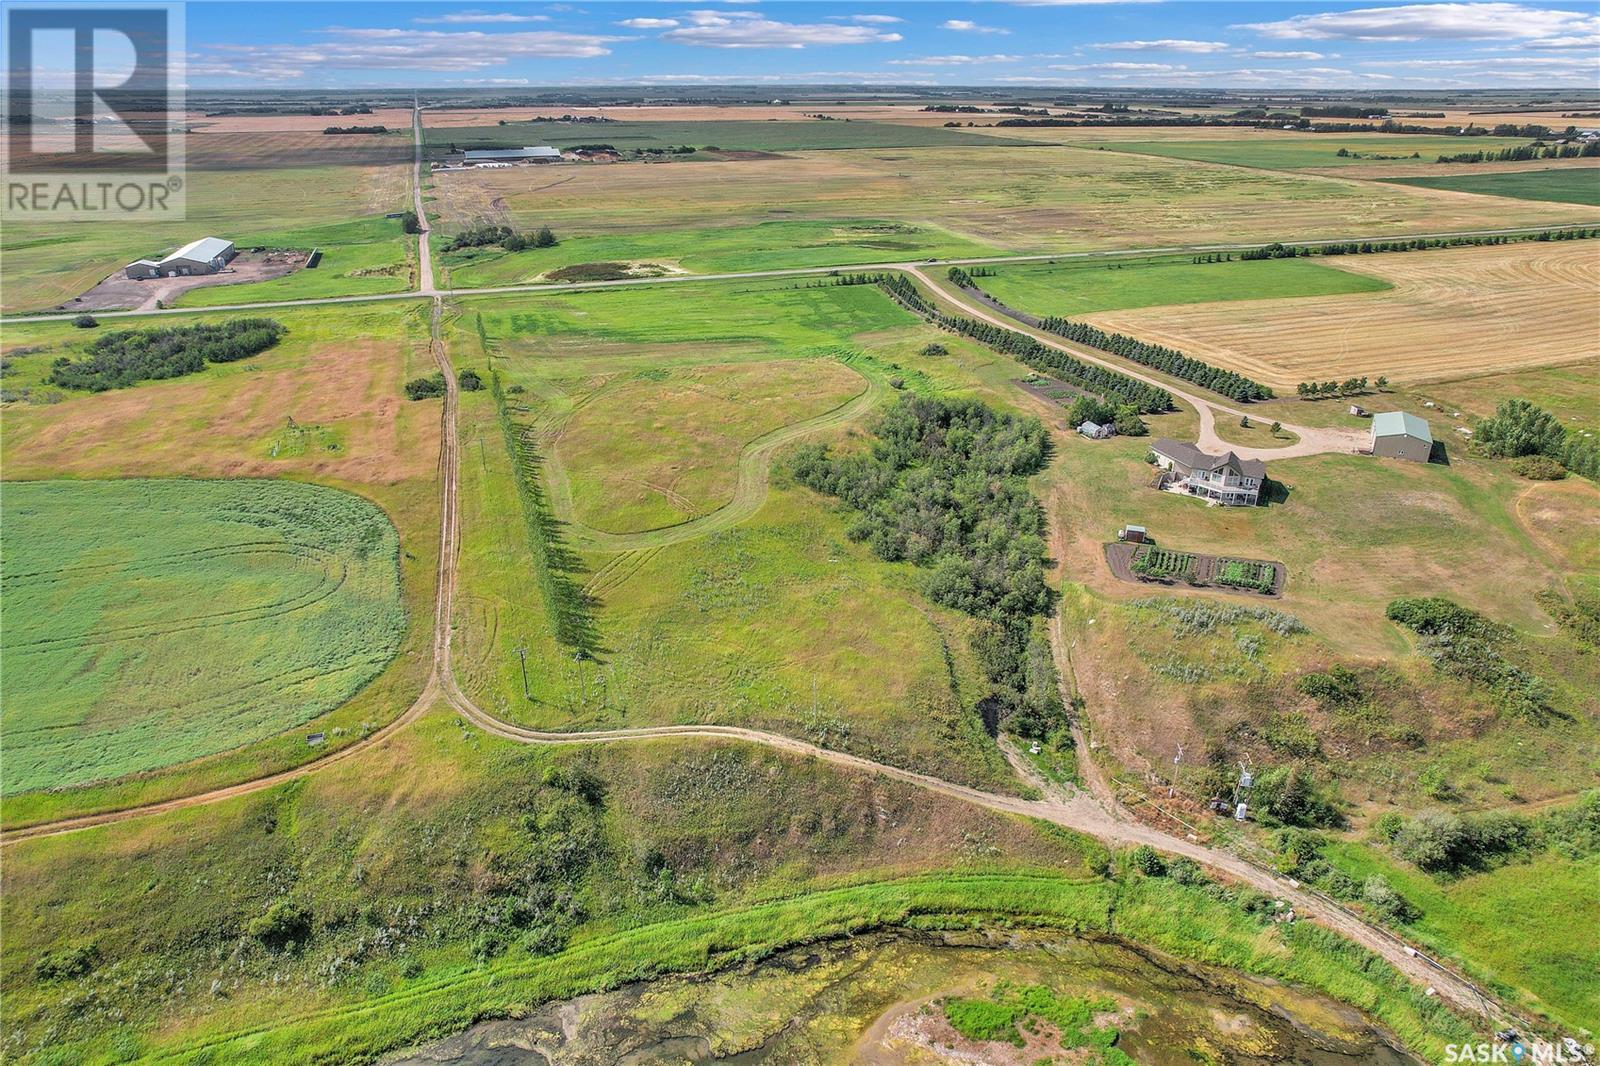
[[0, 114, 1522, 1036], [543, 369, 885, 552], [906, 267, 1366, 461]]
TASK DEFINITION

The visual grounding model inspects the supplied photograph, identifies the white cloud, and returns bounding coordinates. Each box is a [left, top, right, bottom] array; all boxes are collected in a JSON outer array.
[[193, 26, 623, 79], [413, 11, 550, 23], [839, 14, 905, 23], [1240, 3, 1600, 43], [887, 54, 1025, 65], [1097, 38, 1231, 52], [941, 19, 1011, 34], [1519, 33, 1600, 47], [660, 9, 902, 48], [1049, 60, 1186, 71], [1251, 50, 1327, 59], [617, 17, 679, 28]]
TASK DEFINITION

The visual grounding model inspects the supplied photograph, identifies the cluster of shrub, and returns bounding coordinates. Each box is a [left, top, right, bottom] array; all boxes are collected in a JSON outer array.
[[943, 266, 1272, 402], [1065, 393, 1147, 437], [400, 210, 421, 235], [1295, 376, 1384, 399], [403, 368, 482, 400], [1242, 228, 1600, 261], [1375, 790, 1599, 877], [787, 395, 1066, 739], [445, 223, 558, 253], [1438, 140, 1600, 163], [987, 115, 1562, 138], [1473, 398, 1598, 482], [836, 272, 1174, 415], [322, 125, 388, 135], [1386, 597, 1556, 724], [48, 319, 287, 392], [1266, 829, 1419, 925]]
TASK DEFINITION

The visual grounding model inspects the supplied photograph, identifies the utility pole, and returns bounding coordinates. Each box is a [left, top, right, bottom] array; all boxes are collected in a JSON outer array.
[[1170, 744, 1184, 799], [515, 643, 529, 699]]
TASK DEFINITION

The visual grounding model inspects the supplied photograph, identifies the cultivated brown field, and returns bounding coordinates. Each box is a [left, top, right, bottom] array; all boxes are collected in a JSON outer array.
[[1081, 240, 1600, 388]]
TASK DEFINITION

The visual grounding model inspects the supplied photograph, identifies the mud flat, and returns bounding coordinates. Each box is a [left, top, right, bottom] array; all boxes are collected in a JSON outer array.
[[388, 929, 1414, 1065]]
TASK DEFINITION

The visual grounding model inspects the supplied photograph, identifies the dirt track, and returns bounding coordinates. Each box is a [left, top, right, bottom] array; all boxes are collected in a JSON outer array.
[[0, 106, 1523, 1037]]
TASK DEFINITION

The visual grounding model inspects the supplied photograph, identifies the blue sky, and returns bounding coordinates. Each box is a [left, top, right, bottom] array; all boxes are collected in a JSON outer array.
[[180, 2, 1600, 89]]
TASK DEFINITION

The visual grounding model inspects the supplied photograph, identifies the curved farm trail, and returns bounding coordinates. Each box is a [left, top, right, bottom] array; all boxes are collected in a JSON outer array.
[[0, 111, 1520, 1033], [545, 369, 885, 552], [905, 267, 1367, 462]]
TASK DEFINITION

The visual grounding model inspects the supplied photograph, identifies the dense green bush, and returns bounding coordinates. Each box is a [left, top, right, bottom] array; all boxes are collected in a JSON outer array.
[[405, 372, 447, 400], [789, 395, 1064, 737], [1297, 665, 1363, 707], [1386, 597, 1555, 722], [1474, 398, 1598, 481], [72, 313, 98, 329], [248, 901, 313, 951], [457, 367, 484, 391], [1510, 455, 1567, 480], [49, 318, 286, 391]]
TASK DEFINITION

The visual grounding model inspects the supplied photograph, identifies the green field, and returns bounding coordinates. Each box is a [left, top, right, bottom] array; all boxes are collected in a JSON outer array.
[[1087, 134, 1537, 171], [440, 218, 1000, 288], [431, 142, 1596, 289], [0, 479, 405, 793], [449, 280, 1018, 788], [1322, 839, 1599, 1031], [1382, 167, 1600, 206], [977, 254, 1392, 318], [556, 357, 868, 534], [429, 119, 1032, 153]]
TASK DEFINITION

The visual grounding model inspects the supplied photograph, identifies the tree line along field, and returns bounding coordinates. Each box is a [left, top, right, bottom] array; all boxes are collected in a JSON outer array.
[[1044, 132, 1555, 172], [428, 142, 1599, 288], [0, 302, 441, 828], [447, 280, 1018, 790], [1382, 167, 1600, 207], [0, 479, 404, 793], [1075, 240, 1600, 390], [0, 132, 413, 315]]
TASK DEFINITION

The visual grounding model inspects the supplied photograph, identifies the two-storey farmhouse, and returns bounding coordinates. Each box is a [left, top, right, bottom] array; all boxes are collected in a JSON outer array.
[[1151, 439, 1266, 506]]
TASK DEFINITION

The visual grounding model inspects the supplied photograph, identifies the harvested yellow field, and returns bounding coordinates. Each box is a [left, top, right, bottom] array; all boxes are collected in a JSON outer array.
[[1082, 241, 1600, 388]]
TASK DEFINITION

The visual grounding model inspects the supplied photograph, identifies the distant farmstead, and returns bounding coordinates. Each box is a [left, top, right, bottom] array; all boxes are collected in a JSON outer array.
[[463, 146, 562, 164], [1150, 439, 1265, 506], [1370, 411, 1434, 463], [124, 237, 236, 280]]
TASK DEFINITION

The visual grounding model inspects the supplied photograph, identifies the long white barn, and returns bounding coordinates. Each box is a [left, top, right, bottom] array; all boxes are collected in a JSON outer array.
[[124, 237, 237, 280]]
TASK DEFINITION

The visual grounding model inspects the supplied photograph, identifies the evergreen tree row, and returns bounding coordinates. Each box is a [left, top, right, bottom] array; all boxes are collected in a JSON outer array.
[[1241, 228, 1600, 260], [834, 273, 1174, 413], [1036, 316, 1273, 402], [1438, 141, 1600, 163]]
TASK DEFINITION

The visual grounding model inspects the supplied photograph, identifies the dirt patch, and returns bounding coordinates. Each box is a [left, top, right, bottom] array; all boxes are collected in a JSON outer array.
[[57, 249, 309, 312]]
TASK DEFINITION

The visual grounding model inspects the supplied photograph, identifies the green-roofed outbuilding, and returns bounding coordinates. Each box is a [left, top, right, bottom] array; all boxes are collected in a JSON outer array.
[[1370, 411, 1433, 463]]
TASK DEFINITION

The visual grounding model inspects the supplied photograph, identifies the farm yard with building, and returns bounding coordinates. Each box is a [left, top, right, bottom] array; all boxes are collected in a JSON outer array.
[[2, 69, 1599, 1066]]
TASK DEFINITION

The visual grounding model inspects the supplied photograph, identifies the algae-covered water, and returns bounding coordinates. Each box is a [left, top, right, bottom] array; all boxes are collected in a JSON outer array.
[[389, 929, 1416, 1065]]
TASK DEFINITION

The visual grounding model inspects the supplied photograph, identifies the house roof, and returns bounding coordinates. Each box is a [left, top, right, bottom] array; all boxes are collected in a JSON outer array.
[[1371, 410, 1432, 443], [1151, 438, 1266, 479], [163, 236, 233, 264]]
